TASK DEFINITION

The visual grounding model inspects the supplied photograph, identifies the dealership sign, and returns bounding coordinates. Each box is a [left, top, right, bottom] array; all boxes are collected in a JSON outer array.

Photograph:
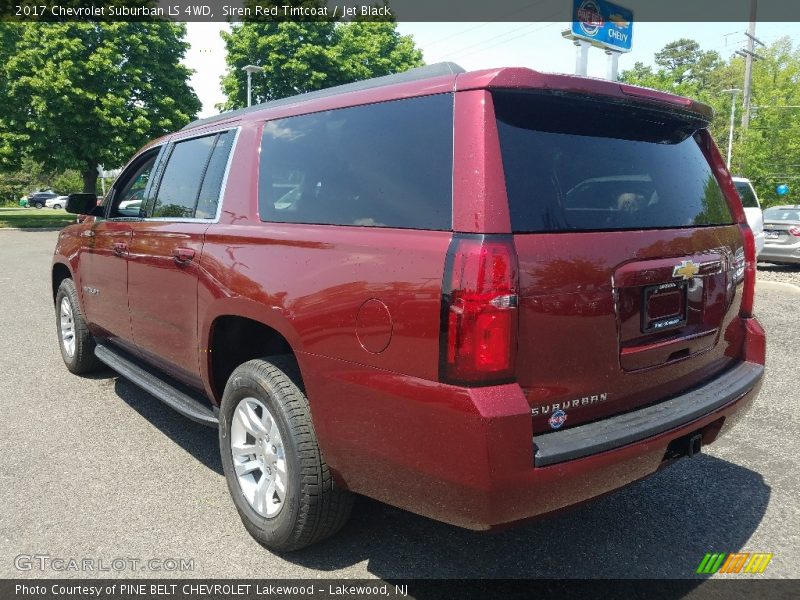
[[571, 0, 634, 53]]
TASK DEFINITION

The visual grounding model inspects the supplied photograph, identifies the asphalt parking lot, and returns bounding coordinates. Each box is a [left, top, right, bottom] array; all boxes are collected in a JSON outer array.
[[0, 229, 798, 580]]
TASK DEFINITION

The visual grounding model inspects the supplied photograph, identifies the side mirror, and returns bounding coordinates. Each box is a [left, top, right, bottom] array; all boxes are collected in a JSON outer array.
[[66, 193, 102, 216]]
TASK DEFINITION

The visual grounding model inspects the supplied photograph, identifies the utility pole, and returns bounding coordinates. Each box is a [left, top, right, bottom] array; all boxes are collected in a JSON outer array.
[[739, 0, 764, 129], [723, 89, 741, 169]]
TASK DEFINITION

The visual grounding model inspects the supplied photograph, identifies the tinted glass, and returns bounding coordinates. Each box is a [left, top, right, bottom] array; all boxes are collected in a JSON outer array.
[[152, 135, 215, 218], [111, 153, 158, 218], [734, 181, 759, 208], [196, 130, 236, 219], [493, 91, 733, 232], [258, 94, 453, 230], [763, 208, 800, 221]]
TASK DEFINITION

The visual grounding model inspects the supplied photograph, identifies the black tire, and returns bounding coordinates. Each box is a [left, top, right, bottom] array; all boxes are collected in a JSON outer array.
[[34, 201, 44, 209], [55, 278, 101, 374], [53, 204, 62, 210], [219, 356, 353, 552]]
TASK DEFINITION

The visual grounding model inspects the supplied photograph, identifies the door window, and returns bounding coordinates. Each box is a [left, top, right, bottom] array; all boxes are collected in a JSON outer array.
[[109, 152, 159, 218], [148, 130, 236, 220]]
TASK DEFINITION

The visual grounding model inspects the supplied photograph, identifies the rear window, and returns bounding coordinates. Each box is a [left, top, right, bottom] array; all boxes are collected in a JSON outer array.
[[735, 181, 760, 208], [493, 91, 734, 232], [763, 208, 800, 221], [258, 94, 453, 230]]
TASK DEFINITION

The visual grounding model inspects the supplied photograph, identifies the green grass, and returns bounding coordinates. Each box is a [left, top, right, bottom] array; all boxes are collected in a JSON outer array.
[[0, 207, 76, 229]]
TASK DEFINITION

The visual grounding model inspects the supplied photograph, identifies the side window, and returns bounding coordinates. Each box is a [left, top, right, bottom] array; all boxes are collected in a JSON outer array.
[[196, 130, 236, 219], [735, 182, 759, 208], [258, 94, 453, 230], [147, 130, 235, 220], [151, 135, 215, 218], [109, 152, 158, 218]]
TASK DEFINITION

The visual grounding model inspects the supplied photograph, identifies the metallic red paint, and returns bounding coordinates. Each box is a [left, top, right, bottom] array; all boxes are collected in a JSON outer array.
[[52, 67, 765, 531]]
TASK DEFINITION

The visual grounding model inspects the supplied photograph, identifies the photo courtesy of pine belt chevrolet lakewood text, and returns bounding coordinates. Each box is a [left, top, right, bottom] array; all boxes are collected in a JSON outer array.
[[52, 63, 766, 552]]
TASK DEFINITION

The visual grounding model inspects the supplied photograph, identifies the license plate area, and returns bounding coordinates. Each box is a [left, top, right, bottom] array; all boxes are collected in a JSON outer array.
[[765, 230, 780, 239], [641, 281, 688, 333]]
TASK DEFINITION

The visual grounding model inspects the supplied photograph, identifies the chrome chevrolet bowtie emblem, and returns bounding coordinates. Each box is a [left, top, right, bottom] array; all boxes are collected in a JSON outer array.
[[673, 260, 700, 280]]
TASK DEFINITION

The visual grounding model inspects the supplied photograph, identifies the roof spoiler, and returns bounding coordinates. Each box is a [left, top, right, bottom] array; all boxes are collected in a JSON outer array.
[[182, 62, 465, 131]]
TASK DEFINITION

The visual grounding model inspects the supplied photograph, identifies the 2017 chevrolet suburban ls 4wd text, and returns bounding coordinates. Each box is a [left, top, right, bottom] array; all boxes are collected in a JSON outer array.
[[52, 63, 766, 552]]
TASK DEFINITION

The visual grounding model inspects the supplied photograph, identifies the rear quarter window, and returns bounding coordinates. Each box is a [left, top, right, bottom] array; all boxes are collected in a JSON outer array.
[[258, 94, 453, 230], [493, 91, 734, 232], [735, 182, 760, 208]]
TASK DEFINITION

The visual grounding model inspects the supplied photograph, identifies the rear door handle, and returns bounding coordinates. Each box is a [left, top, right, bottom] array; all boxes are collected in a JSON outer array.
[[112, 242, 128, 256], [173, 247, 196, 264]]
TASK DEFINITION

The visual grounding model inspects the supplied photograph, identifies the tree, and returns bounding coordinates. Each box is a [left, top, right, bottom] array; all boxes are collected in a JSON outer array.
[[219, 1, 423, 109], [621, 36, 800, 207], [0, 22, 201, 194]]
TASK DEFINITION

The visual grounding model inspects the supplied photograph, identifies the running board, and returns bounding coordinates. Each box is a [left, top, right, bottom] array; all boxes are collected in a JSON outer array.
[[95, 343, 219, 428]]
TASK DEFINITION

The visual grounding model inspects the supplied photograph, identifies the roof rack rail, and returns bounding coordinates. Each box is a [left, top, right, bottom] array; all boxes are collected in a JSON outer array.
[[182, 62, 464, 131]]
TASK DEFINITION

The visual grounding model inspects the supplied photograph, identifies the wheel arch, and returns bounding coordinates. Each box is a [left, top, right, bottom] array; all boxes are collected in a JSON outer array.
[[52, 262, 73, 302], [202, 299, 304, 405]]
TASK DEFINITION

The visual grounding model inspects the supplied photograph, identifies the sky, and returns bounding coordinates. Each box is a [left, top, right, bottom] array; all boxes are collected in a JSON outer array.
[[183, 21, 800, 118]]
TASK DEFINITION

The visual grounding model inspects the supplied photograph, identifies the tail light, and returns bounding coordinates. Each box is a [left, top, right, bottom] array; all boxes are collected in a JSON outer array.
[[738, 223, 757, 318], [789, 226, 800, 237], [440, 234, 519, 386]]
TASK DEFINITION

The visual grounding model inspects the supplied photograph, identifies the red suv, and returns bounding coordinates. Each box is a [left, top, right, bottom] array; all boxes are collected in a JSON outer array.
[[53, 63, 765, 552]]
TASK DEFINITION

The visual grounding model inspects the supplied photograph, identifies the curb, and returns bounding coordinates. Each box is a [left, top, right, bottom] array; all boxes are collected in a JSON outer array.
[[756, 280, 800, 294], [0, 227, 65, 232]]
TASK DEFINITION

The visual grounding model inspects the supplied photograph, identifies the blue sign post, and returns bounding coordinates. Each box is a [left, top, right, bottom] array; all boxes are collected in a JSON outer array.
[[571, 0, 634, 53]]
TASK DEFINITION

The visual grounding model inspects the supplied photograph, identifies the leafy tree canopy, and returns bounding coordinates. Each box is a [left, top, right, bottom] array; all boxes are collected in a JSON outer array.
[[622, 36, 800, 207], [0, 21, 201, 193], [220, 1, 423, 109]]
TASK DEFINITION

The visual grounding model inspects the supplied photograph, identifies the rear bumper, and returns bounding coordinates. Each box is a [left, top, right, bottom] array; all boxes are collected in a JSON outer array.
[[760, 240, 800, 264], [534, 361, 762, 467], [301, 320, 766, 531], [754, 231, 765, 256]]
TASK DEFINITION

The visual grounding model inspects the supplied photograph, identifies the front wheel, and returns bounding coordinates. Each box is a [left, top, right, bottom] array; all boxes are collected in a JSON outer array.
[[55, 279, 101, 374], [219, 356, 353, 552], [52, 204, 62, 210]]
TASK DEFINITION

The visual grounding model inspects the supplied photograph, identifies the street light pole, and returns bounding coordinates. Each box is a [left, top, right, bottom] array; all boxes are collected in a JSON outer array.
[[241, 65, 264, 107], [723, 88, 742, 170]]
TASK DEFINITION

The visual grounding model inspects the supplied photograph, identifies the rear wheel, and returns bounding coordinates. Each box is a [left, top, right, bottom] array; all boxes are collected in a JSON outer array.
[[34, 201, 44, 209], [52, 204, 62, 210], [219, 356, 353, 552], [55, 279, 101, 374]]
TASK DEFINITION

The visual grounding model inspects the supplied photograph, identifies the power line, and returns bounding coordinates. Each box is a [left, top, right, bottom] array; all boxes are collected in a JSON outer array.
[[421, 23, 492, 50], [456, 20, 561, 61], [427, 18, 561, 64], [418, 0, 552, 51], [426, 22, 544, 63]]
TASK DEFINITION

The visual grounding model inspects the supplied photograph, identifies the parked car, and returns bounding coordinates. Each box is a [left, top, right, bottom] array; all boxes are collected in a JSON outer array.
[[45, 195, 69, 210], [760, 205, 800, 265], [732, 177, 765, 256], [117, 198, 142, 216], [52, 63, 765, 552], [27, 190, 58, 208]]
